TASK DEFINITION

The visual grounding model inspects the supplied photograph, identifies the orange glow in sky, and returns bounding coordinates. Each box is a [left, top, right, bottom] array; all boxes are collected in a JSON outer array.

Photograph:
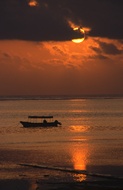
[[0, 37, 123, 96], [28, 0, 38, 7]]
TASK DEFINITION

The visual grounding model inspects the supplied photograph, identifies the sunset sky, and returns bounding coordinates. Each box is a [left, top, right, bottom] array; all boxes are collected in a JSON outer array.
[[0, 0, 123, 96]]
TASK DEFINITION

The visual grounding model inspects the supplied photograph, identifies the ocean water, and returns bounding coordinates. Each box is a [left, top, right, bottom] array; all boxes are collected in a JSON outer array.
[[0, 96, 123, 185]]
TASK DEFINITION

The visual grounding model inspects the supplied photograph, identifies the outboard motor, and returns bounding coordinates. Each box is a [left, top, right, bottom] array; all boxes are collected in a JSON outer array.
[[55, 120, 62, 126]]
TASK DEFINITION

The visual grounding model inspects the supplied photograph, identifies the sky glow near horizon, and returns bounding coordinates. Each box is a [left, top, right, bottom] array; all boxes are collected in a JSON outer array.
[[0, 0, 123, 96], [28, 0, 39, 7]]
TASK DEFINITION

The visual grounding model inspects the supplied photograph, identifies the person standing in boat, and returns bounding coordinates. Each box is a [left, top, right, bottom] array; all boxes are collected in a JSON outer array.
[[43, 119, 47, 124]]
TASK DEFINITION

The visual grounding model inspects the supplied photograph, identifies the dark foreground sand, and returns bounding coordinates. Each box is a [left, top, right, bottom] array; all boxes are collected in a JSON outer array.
[[0, 162, 123, 190], [0, 148, 123, 190], [0, 178, 123, 190]]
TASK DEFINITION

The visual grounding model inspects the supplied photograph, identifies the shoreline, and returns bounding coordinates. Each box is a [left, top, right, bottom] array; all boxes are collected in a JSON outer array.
[[0, 147, 123, 190]]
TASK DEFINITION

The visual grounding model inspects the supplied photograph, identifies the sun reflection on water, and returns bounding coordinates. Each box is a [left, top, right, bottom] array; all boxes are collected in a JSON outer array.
[[72, 148, 87, 181], [69, 140, 89, 182], [29, 181, 38, 190], [70, 125, 90, 132]]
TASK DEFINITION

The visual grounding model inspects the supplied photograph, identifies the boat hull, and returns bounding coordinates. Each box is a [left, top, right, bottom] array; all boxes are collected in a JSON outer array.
[[20, 121, 61, 128]]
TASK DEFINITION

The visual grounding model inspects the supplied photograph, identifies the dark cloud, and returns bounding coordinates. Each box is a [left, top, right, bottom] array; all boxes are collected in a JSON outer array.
[[2, 52, 11, 58], [91, 47, 102, 54], [98, 41, 123, 55], [90, 41, 123, 56], [89, 46, 109, 60], [65, 0, 123, 39], [0, 0, 123, 41], [0, 0, 74, 41]]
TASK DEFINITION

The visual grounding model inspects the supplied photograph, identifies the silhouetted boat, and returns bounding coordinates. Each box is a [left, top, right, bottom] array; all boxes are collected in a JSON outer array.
[[20, 116, 62, 128]]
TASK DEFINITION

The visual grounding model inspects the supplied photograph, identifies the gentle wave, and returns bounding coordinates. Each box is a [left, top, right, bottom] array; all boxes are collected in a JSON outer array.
[[0, 95, 123, 101]]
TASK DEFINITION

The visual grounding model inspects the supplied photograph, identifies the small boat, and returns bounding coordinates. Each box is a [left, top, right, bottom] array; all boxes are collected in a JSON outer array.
[[20, 115, 62, 128]]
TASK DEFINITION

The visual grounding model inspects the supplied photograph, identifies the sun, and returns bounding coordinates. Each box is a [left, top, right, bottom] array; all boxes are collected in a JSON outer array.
[[72, 27, 85, 43], [67, 20, 91, 43], [72, 38, 85, 43]]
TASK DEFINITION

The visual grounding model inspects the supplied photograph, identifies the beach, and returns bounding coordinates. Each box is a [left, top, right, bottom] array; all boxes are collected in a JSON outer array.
[[0, 156, 123, 190], [0, 180, 123, 190], [0, 97, 123, 189]]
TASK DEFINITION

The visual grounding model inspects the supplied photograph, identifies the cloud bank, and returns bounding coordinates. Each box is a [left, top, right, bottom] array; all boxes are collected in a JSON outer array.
[[0, 0, 123, 41]]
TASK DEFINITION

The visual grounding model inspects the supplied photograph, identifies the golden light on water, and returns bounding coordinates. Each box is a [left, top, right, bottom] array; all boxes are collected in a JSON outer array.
[[28, 0, 38, 7], [73, 151, 86, 170], [72, 147, 88, 182], [70, 125, 90, 132]]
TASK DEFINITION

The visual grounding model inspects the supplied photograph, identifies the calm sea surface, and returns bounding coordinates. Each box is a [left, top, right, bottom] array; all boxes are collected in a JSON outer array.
[[0, 97, 123, 183]]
